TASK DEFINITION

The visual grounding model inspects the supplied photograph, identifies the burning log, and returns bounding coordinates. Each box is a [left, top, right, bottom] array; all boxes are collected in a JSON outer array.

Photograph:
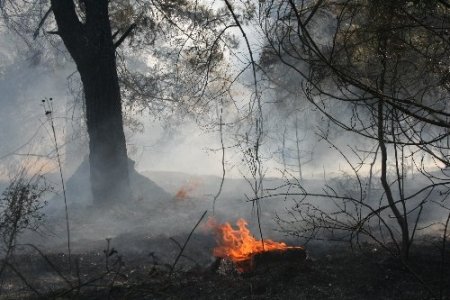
[[208, 218, 306, 274]]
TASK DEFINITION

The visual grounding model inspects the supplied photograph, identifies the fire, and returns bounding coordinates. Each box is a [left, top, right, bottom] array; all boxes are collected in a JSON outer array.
[[208, 218, 303, 271], [175, 179, 200, 200]]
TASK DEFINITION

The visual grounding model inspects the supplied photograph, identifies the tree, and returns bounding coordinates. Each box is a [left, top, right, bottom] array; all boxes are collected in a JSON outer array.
[[50, 0, 130, 206], [257, 0, 450, 260], [0, 0, 233, 206]]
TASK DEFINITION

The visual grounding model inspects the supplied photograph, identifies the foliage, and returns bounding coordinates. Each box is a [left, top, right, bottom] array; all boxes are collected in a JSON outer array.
[[0, 175, 48, 245], [0, 0, 243, 123]]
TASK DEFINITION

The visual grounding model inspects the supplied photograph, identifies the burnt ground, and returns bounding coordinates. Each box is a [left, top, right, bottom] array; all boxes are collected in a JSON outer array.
[[1, 234, 450, 300], [2, 170, 450, 299]]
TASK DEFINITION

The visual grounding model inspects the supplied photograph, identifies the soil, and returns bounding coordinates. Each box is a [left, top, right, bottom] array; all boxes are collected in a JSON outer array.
[[1, 235, 449, 300]]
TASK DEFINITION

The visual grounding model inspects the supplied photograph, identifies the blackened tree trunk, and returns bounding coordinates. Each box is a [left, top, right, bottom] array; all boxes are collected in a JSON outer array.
[[50, 0, 131, 205]]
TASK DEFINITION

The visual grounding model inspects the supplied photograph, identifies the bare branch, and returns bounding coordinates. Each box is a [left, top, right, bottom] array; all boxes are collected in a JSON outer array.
[[114, 23, 136, 49], [33, 7, 53, 39]]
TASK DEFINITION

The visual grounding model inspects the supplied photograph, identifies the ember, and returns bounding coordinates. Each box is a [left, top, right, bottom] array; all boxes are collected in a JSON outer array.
[[208, 218, 304, 272]]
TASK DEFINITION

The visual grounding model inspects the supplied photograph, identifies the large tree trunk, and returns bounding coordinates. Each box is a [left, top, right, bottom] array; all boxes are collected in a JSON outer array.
[[51, 0, 132, 205], [79, 48, 131, 205]]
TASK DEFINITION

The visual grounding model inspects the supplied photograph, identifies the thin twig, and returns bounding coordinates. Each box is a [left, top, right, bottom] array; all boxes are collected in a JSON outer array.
[[44, 99, 72, 271], [114, 23, 136, 48], [223, 0, 265, 248], [33, 6, 53, 39], [15, 243, 72, 288], [4, 261, 42, 297], [213, 107, 226, 214], [170, 210, 208, 274]]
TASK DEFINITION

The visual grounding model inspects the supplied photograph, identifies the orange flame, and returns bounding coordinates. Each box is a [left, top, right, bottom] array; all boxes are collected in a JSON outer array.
[[175, 179, 200, 200], [208, 218, 302, 270]]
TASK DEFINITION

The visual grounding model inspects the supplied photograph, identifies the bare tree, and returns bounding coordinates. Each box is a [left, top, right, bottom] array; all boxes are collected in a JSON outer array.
[[256, 0, 450, 260]]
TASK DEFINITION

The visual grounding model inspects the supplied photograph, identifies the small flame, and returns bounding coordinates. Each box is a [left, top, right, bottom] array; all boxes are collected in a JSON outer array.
[[208, 218, 303, 271], [175, 179, 200, 200]]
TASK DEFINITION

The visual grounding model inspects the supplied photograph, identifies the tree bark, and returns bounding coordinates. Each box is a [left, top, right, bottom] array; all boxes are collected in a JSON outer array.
[[79, 45, 131, 206], [51, 0, 131, 205]]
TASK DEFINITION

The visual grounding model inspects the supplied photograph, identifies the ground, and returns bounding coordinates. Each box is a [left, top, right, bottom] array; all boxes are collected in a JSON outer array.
[[1, 234, 449, 299], [1, 172, 449, 299]]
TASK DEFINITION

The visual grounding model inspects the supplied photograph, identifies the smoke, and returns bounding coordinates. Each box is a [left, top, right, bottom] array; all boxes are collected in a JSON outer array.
[[0, 27, 285, 256], [0, 29, 236, 177], [0, 8, 448, 263], [128, 120, 230, 176]]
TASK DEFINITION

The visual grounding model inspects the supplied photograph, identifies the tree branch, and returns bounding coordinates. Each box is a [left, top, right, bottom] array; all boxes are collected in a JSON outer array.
[[46, 30, 60, 35], [112, 29, 120, 40], [50, 0, 86, 61], [33, 7, 53, 39], [114, 23, 136, 48]]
